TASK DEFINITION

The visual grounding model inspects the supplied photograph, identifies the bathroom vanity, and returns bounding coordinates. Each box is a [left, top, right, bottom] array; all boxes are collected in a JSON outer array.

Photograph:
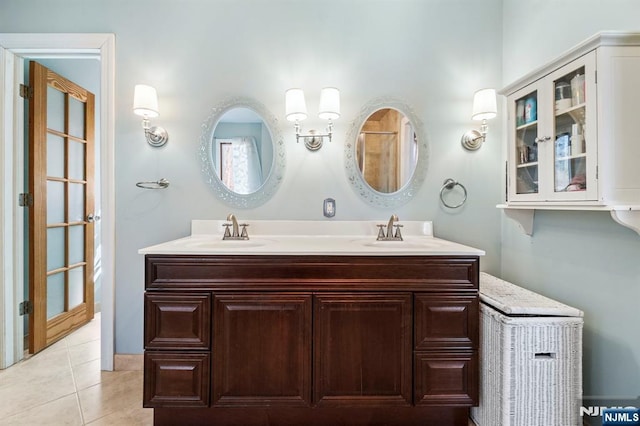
[[139, 220, 484, 426]]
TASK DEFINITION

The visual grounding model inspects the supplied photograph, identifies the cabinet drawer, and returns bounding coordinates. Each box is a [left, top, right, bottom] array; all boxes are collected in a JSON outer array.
[[414, 294, 478, 350], [144, 293, 211, 350], [414, 351, 478, 406], [143, 352, 210, 408]]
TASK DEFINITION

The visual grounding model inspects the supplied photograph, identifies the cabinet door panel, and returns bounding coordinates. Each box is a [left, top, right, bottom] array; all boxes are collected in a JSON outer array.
[[213, 293, 312, 407], [144, 352, 210, 408], [145, 293, 211, 350], [313, 293, 412, 406], [414, 351, 478, 406], [415, 294, 478, 350]]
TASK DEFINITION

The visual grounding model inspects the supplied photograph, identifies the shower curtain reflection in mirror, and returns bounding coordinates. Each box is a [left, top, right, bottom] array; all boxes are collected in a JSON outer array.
[[215, 137, 263, 194]]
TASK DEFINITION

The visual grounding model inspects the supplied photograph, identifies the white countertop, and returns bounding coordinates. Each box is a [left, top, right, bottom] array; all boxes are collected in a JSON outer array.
[[138, 220, 485, 257]]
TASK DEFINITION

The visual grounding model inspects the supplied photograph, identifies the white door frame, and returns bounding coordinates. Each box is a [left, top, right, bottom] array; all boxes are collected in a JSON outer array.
[[0, 33, 115, 370]]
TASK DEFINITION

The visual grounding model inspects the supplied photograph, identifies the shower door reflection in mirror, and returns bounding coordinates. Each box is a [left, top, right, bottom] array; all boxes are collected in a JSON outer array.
[[356, 108, 418, 194]]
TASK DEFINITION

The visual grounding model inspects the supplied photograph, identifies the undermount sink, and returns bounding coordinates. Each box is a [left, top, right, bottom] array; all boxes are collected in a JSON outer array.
[[181, 238, 270, 249], [352, 238, 442, 250]]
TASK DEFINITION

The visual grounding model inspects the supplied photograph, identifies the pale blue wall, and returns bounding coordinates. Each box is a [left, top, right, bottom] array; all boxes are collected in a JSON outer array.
[[1, 0, 504, 354], [502, 0, 640, 398]]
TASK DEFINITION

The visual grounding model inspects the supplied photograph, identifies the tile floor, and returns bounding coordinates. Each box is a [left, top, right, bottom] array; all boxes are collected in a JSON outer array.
[[0, 314, 477, 425], [0, 314, 153, 425]]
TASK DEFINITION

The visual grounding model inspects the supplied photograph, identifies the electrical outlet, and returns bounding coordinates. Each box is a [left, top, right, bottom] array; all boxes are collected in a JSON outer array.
[[323, 198, 336, 218]]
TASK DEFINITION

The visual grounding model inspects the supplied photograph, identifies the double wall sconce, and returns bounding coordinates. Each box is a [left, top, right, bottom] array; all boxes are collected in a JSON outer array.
[[461, 88, 497, 151], [133, 84, 169, 147], [285, 87, 340, 151]]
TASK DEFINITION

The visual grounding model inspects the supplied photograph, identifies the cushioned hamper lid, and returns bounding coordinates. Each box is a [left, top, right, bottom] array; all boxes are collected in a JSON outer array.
[[479, 272, 584, 317]]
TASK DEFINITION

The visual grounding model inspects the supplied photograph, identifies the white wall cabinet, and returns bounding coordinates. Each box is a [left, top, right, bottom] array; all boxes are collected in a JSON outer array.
[[499, 32, 640, 236]]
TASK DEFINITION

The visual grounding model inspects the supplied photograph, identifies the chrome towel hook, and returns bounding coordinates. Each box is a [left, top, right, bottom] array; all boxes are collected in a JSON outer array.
[[440, 178, 467, 208]]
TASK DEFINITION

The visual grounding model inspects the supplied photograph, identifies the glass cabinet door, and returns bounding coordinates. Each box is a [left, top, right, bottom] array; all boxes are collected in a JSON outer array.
[[507, 51, 597, 204], [552, 66, 587, 194], [514, 90, 539, 196]]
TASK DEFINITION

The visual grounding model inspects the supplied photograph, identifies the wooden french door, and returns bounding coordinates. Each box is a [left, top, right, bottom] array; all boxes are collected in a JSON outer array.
[[28, 61, 96, 354]]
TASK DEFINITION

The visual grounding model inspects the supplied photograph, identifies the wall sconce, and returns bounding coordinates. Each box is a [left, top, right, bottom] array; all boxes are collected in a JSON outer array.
[[133, 84, 169, 147], [285, 87, 340, 151], [461, 88, 497, 151]]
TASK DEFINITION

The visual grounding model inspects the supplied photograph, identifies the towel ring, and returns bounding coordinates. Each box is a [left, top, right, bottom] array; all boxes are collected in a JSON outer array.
[[136, 178, 170, 189], [439, 178, 467, 208]]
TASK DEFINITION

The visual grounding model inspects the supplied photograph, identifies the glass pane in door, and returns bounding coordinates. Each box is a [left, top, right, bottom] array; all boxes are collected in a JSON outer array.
[[68, 96, 85, 139], [68, 225, 85, 265], [47, 180, 65, 224], [46, 227, 65, 271], [68, 141, 86, 180], [515, 90, 539, 194], [68, 183, 85, 223], [47, 272, 65, 319], [47, 86, 65, 133], [68, 266, 85, 310], [47, 134, 65, 178], [553, 66, 587, 193]]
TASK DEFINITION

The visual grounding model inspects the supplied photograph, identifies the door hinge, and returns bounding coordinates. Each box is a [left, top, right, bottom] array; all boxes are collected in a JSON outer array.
[[19, 193, 33, 207], [596, 165, 599, 179], [19, 84, 33, 99], [19, 301, 33, 316]]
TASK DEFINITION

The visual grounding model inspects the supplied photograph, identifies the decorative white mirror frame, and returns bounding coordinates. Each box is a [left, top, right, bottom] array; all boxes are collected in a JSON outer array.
[[344, 97, 429, 208], [199, 97, 285, 209]]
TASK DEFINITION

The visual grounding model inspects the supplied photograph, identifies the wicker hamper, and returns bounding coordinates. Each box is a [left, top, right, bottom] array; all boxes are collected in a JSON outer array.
[[471, 273, 584, 426]]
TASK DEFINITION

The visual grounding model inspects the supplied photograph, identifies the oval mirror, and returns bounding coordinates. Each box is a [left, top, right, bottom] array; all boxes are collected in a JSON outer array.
[[345, 97, 428, 207], [199, 97, 285, 208]]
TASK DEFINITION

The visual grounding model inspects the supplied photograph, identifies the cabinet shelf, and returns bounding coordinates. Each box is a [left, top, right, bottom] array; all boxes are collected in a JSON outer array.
[[498, 204, 640, 236], [555, 103, 585, 118], [517, 161, 538, 168], [516, 120, 538, 131], [555, 153, 586, 162]]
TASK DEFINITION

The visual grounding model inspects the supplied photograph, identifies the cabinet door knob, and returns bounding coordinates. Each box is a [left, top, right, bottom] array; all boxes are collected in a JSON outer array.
[[534, 136, 551, 143]]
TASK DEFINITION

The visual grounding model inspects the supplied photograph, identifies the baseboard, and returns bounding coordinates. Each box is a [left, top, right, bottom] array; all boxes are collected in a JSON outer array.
[[114, 353, 143, 371]]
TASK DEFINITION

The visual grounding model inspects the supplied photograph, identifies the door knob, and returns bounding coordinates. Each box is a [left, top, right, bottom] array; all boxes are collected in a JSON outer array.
[[86, 213, 101, 223]]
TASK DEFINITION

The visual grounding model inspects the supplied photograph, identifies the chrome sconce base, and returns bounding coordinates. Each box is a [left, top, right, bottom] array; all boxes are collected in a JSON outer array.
[[461, 129, 485, 151], [145, 126, 169, 147], [461, 119, 488, 151], [142, 117, 168, 147], [294, 121, 333, 151]]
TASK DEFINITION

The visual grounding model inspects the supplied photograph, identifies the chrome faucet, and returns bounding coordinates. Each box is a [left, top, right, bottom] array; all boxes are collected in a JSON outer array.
[[377, 214, 403, 241], [223, 213, 249, 240], [386, 214, 398, 238]]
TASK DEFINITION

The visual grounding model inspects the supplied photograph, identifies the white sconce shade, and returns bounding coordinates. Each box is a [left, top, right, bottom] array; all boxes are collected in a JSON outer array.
[[133, 84, 160, 118], [471, 88, 497, 121], [318, 87, 340, 120], [133, 83, 168, 147], [285, 88, 308, 122]]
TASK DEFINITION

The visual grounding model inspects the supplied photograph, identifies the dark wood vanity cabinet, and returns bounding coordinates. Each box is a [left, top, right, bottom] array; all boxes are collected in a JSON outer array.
[[143, 255, 479, 426]]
